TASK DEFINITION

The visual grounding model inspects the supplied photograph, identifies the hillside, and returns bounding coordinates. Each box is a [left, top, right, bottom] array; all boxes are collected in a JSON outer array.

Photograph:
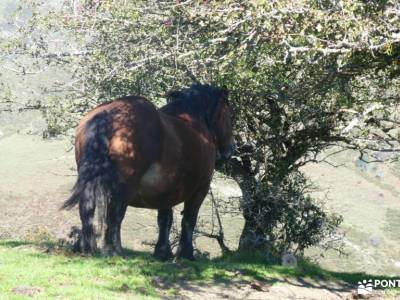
[[0, 129, 399, 299]]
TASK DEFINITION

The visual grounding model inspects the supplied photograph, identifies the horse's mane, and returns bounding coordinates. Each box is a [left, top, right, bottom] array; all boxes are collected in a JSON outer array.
[[161, 83, 225, 128]]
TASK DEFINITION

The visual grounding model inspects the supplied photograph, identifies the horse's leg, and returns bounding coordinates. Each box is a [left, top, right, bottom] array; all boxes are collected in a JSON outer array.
[[102, 194, 128, 256], [177, 186, 209, 260], [114, 200, 127, 255], [154, 208, 173, 260]]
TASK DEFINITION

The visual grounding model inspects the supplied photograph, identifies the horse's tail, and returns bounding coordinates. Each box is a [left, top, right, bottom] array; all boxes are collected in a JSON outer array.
[[62, 112, 118, 252]]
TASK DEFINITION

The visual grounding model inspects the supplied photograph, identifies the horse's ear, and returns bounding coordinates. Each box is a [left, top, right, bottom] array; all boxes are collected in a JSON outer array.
[[166, 90, 182, 103], [221, 85, 229, 98]]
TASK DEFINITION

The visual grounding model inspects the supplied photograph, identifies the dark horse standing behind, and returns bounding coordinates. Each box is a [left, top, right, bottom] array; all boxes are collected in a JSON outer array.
[[62, 84, 235, 260]]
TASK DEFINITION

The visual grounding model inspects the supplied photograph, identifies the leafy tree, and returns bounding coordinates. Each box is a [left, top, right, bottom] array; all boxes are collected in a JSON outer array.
[[4, 0, 400, 255]]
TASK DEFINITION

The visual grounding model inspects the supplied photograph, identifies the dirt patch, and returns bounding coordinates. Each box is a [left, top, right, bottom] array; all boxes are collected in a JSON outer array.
[[157, 277, 356, 300], [12, 285, 43, 297]]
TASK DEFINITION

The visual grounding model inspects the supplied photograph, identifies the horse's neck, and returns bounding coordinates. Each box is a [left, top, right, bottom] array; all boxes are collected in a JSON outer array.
[[160, 102, 203, 125]]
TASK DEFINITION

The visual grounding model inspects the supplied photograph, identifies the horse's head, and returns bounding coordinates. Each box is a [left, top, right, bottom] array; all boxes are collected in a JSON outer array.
[[164, 83, 236, 160], [211, 87, 236, 161]]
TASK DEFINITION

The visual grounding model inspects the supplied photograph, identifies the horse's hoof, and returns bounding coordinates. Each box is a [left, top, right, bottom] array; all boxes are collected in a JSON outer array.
[[73, 239, 97, 255], [154, 246, 173, 261], [101, 245, 115, 256], [82, 247, 97, 256], [72, 241, 81, 253], [177, 255, 195, 261], [176, 249, 195, 261], [153, 251, 173, 261], [101, 245, 125, 257]]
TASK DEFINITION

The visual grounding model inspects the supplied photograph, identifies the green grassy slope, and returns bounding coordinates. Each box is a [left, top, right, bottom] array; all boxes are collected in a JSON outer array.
[[0, 240, 398, 299]]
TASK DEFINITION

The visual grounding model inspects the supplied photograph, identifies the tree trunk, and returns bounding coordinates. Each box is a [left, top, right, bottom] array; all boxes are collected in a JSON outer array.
[[234, 168, 286, 253], [235, 176, 273, 251]]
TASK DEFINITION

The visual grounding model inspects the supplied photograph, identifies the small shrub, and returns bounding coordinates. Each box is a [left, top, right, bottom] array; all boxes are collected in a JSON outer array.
[[239, 172, 344, 258]]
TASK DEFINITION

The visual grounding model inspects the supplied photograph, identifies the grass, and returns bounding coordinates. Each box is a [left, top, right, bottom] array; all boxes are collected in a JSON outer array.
[[0, 240, 398, 299]]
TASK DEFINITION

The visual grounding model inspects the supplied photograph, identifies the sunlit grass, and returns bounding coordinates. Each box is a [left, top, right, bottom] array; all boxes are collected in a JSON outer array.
[[0, 240, 398, 299]]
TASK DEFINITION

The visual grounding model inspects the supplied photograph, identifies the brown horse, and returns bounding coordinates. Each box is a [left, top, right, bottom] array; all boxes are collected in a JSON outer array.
[[62, 84, 235, 260]]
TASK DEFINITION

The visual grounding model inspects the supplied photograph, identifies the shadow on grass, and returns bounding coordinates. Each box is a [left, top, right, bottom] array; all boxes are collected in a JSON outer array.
[[0, 239, 398, 295], [0, 239, 56, 249]]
